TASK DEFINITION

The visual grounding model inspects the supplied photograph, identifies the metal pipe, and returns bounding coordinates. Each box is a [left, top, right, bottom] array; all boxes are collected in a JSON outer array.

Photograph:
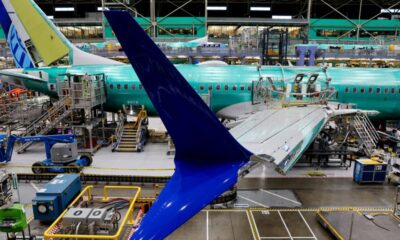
[[150, 0, 156, 38]]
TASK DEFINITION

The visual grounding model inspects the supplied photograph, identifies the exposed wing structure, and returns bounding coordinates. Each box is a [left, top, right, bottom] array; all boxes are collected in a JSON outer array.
[[231, 106, 329, 174], [104, 11, 252, 240], [231, 106, 375, 174]]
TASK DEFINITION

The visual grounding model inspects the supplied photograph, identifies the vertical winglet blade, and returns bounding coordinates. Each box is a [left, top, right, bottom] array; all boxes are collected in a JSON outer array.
[[105, 11, 251, 239]]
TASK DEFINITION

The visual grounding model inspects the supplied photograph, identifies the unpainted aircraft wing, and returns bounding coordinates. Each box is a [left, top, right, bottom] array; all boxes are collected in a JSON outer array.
[[230, 105, 361, 174], [0, 69, 45, 87]]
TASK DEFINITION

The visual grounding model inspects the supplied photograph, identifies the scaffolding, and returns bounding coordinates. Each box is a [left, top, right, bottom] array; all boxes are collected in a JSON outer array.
[[56, 73, 107, 154]]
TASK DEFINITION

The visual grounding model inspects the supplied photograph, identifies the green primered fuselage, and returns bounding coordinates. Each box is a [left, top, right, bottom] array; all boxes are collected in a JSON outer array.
[[20, 64, 400, 119]]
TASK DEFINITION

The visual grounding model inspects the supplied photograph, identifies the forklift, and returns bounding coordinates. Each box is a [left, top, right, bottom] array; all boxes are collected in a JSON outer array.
[[0, 134, 92, 174]]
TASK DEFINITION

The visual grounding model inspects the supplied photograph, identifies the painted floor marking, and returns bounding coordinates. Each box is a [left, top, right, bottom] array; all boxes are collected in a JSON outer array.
[[278, 210, 293, 240], [259, 189, 302, 206], [30, 182, 40, 192], [206, 210, 209, 240], [249, 210, 261, 240], [238, 194, 269, 208], [298, 210, 317, 240]]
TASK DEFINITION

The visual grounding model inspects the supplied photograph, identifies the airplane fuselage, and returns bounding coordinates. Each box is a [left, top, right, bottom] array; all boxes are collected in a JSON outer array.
[[18, 64, 400, 119]]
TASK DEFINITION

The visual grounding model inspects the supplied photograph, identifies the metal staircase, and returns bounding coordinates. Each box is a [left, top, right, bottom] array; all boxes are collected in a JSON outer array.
[[112, 109, 148, 152], [115, 124, 140, 152], [353, 112, 380, 156], [17, 97, 71, 153]]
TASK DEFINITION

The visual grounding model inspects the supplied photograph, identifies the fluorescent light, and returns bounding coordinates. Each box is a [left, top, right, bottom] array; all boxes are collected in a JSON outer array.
[[250, 7, 271, 11], [97, 7, 110, 11], [47, 16, 54, 20], [55, 7, 75, 12], [272, 15, 292, 20], [207, 6, 227, 11], [381, 9, 400, 13]]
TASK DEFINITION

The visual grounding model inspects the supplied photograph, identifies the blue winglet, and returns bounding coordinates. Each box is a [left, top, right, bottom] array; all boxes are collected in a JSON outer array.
[[105, 11, 252, 239]]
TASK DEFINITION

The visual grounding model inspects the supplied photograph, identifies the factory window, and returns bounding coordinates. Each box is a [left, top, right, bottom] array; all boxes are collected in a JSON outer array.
[[360, 88, 365, 93], [200, 85, 204, 91], [240, 85, 245, 91], [208, 85, 212, 91], [117, 84, 121, 90], [368, 87, 373, 93], [216, 85, 221, 91], [392, 88, 396, 94], [131, 84, 135, 90], [139, 84, 143, 90], [345, 87, 349, 93], [224, 85, 229, 91], [376, 88, 381, 93], [384, 88, 389, 94], [248, 86, 252, 91], [110, 84, 114, 90], [124, 84, 128, 90], [58, 25, 102, 40], [353, 88, 357, 93], [232, 85, 237, 91], [158, 28, 197, 36]]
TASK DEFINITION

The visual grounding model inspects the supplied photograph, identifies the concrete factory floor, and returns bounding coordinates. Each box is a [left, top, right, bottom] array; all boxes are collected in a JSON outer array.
[[10, 177, 399, 239]]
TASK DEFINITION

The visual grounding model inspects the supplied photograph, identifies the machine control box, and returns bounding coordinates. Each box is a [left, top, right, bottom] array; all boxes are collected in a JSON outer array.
[[87, 208, 107, 224], [63, 208, 93, 223]]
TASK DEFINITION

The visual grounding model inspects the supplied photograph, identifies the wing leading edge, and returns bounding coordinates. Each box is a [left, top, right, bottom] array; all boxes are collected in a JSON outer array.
[[104, 11, 252, 239]]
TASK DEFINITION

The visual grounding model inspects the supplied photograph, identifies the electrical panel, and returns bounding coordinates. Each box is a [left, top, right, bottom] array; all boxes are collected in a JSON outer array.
[[63, 208, 93, 223], [87, 208, 107, 224]]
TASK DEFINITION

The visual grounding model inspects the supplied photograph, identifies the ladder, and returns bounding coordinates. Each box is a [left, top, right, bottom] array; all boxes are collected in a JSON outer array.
[[353, 112, 380, 156], [17, 97, 71, 153], [112, 109, 148, 152]]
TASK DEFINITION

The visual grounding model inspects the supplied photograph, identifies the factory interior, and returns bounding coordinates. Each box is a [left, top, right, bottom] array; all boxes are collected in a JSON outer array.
[[0, 0, 400, 239]]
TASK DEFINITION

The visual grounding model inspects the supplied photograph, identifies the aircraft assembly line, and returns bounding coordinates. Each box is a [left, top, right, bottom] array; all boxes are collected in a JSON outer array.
[[0, 0, 400, 240]]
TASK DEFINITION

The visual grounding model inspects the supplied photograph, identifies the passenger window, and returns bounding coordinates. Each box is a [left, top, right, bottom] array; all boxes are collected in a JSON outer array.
[[345, 87, 349, 93], [131, 84, 135, 90], [376, 88, 381, 93], [124, 84, 128, 90], [240, 85, 245, 91], [117, 84, 121, 90], [139, 84, 143, 90], [353, 88, 357, 93], [368, 87, 372, 93], [200, 85, 204, 91], [248, 86, 252, 91], [232, 85, 237, 91], [224, 85, 229, 91], [360, 88, 365, 93], [392, 88, 395, 94], [385, 88, 389, 94], [110, 84, 114, 90], [208, 85, 212, 91], [216, 85, 221, 91]]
